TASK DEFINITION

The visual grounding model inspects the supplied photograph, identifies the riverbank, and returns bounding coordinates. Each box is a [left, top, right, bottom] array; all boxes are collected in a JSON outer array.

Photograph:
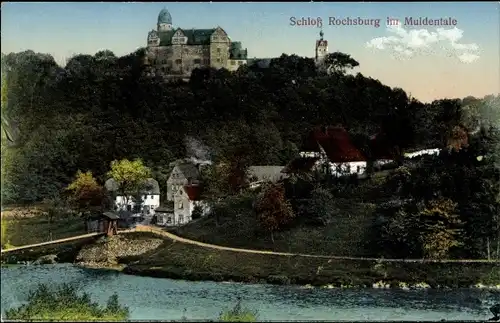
[[121, 237, 500, 289], [3, 230, 500, 289]]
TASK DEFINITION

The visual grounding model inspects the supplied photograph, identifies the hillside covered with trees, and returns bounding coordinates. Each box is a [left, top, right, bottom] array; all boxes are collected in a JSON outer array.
[[1, 49, 499, 261]]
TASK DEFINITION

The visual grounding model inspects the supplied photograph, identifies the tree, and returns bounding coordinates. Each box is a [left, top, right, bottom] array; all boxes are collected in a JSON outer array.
[[66, 170, 105, 213], [107, 159, 151, 207], [254, 183, 294, 243], [323, 52, 360, 75], [308, 186, 337, 225], [418, 198, 464, 259]]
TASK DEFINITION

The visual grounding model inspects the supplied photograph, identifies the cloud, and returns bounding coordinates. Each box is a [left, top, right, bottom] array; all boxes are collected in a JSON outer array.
[[366, 24, 480, 63]]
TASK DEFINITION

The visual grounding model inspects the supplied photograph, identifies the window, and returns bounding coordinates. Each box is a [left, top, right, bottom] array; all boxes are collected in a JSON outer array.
[[231, 61, 236, 66], [356, 166, 361, 173], [217, 48, 221, 53], [143, 195, 147, 200], [127, 205, 132, 211], [178, 202, 183, 209], [194, 59, 201, 64], [167, 216, 172, 224], [171, 185, 175, 192], [175, 59, 182, 64], [216, 58, 221, 63], [179, 215, 184, 224]]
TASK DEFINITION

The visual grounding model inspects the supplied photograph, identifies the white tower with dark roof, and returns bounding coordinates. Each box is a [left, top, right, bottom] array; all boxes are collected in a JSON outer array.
[[315, 30, 328, 62]]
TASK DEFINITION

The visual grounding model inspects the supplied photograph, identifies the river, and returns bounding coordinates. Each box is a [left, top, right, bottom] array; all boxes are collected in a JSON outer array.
[[1, 264, 498, 321]]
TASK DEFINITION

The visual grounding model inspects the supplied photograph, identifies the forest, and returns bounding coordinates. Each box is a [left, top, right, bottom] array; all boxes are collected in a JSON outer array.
[[1, 49, 499, 260]]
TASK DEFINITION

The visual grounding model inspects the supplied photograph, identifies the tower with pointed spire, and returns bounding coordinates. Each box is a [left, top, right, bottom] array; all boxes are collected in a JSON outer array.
[[315, 30, 328, 62]]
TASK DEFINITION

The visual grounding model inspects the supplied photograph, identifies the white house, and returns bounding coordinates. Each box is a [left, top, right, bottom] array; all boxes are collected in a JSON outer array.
[[104, 178, 161, 215], [166, 159, 211, 201], [404, 148, 441, 159], [172, 184, 210, 225], [247, 166, 288, 189]]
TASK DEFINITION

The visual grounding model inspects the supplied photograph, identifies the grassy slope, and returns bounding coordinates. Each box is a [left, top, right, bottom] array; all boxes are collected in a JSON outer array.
[[171, 198, 377, 256], [126, 238, 500, 287], [1, 206, 86, 247]]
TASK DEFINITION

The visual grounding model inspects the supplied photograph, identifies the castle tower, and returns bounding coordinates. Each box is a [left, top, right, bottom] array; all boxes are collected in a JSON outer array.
[[315, 30, 328, 62], [157, 8, 173, 32]]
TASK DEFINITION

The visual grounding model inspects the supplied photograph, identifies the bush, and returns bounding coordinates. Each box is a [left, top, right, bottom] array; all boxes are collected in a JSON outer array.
[[219, 298, 258, 322], [4, 283, 129, 321]]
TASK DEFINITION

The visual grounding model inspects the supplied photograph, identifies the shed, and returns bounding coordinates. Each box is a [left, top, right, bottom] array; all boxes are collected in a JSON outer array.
[[85, 212, 119, 236], [154, 202, 175, 226]]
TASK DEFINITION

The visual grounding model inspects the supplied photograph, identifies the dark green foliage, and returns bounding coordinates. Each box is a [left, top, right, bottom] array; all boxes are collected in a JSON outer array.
[[2, 49, 454, 204]]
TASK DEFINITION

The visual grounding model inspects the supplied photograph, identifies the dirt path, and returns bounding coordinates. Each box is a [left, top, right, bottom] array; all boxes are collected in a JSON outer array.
[[132, 225, 500, 264], [0, 229, 135, 254]]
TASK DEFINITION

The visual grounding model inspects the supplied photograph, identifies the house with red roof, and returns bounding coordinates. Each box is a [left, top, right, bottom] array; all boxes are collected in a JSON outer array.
[[172, 183, 210, 225], [283, 125, 370, 177]]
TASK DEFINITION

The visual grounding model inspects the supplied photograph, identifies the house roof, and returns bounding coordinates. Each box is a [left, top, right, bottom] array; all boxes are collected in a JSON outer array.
[[117, 210, 134, 219], [156, 202, 174, 213], [302, 126, 367, 162], [104, 178, 160, 195], [281, 157, 320, 174], [159, 28, 216, 46], [248, 166, 286, 182], [183, 185, 202, 201], [103, 212, 120, 220], [173, 163, 200, 181]]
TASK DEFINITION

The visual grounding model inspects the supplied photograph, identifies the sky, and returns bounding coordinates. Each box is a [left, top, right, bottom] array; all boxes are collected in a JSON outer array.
[[1, 2, 499, 103]]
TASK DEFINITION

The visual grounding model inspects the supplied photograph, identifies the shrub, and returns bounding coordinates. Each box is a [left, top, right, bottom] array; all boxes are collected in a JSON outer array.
[[4, 283, 129, 321], [219, 298, 258, 322]]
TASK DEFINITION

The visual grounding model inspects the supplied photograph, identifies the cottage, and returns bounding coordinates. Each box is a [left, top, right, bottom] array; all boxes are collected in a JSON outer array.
[[284, 126, 369, 177], [173, 184, 210, 225], [166, 161, 204, 201], [154, 202, 175, 226], [104, 178, 161, 215]]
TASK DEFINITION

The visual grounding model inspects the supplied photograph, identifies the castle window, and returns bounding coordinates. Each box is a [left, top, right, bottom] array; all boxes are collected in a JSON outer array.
[[216, 58, 221, 63], [175, 59, 182, 64], [194, 59, 201, 64], [230, 61, 236, 65]]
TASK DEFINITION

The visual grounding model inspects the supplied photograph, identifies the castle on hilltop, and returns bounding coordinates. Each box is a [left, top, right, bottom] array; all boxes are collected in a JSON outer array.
[[144, 8, 248, 77]]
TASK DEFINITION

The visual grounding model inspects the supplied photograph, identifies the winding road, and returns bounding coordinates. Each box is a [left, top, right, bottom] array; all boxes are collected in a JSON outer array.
[[1, 224, 500, 264], [132, 225, 500, 264]]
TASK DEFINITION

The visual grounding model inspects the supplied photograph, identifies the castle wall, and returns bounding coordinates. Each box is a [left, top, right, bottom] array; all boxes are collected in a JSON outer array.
[[147, 45, 211, 75]]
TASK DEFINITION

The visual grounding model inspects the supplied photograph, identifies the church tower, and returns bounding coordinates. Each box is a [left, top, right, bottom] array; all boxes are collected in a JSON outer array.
[[315, 30, 328, 62], [157, 8, 173, 32]]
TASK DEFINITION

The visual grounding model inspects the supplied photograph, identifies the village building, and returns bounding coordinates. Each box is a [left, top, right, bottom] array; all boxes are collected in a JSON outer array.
[[154, 203, 175, 226], [283, 126, 369, 177], [104, 178, 161, 215], [166, 159, 211, 201], [172, 184, 210, 225], [282, 125, 408, 177], [247, 166, 287, 189]]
